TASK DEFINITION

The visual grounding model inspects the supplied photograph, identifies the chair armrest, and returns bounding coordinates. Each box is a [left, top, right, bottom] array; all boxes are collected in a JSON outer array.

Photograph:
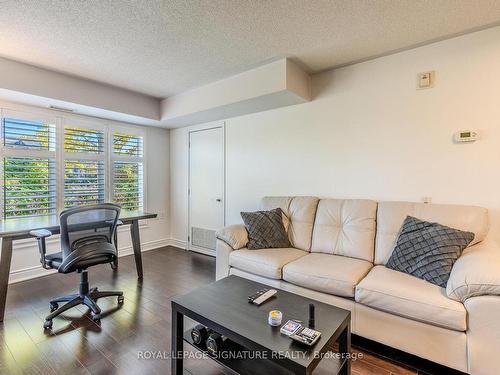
[[216, 224, 248, 250], [447, 241, 500, 302], [30, 229, 52, 269], [29, 229, 52, 238]]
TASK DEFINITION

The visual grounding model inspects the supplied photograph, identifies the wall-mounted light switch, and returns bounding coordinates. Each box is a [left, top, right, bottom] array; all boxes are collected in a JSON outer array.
[[417, 71, 435, 89]]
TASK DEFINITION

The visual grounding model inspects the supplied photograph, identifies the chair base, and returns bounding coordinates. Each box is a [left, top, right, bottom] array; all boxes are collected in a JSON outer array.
[[44, 269, 123, 329]]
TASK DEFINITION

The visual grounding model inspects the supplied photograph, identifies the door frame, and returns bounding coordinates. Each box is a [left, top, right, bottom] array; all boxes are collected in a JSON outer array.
[[187, 121, 226, 256]]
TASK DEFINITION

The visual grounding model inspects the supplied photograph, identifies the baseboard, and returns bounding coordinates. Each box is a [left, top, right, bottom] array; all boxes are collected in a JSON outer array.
[[9, 265, 58, 284], [188, 245, 216, 257], [9, 237, 175, 284], [167, 238, 187, 249], [116, 238, 171, 257]]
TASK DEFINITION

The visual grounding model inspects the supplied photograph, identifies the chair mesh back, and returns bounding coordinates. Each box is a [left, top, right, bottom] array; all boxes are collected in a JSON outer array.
[[60, 204, 121, 257]]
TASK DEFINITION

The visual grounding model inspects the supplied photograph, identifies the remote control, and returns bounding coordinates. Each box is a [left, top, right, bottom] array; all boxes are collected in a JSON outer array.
[[289, 327, 321, 346], [248, 289, 269, 303], [252, 289, 277, 305]]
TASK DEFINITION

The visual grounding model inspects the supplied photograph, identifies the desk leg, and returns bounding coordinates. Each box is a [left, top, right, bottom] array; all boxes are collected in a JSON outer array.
[[0, 237, 13, 322], [339, 322, 351, 375], [130, 220, 143, 279], [171, 307, 184, 375]]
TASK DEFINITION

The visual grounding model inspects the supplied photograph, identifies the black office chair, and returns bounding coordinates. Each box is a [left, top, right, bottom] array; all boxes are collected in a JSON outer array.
[[31, 203, 124, 329]]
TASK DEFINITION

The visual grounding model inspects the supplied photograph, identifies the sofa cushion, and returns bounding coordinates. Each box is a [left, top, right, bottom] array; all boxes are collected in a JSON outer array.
[[375, 201, 489, 265], [262, 196, 319, 251], [260, 196, 293, 230], [355, 266, 467, 331], [240, 208, 290, 249], [311, 199, 377, 262], [386, 216, 474, 287], [283, 253, 372, 297], [229, 248, 307, 279]]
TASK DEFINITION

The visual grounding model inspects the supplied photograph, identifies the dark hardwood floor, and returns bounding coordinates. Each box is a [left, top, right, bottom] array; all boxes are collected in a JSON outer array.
[[0, 246, 461, 375]]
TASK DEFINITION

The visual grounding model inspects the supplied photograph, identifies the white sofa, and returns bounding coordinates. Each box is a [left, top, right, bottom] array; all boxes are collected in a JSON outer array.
[[215, 196, 500, 375]]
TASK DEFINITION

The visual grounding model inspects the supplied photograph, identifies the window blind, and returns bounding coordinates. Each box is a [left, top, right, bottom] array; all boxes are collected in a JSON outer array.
[[112, 161, 143, 210], [3, 117, 55, 150], [64, 127, 104, 153], [3, 157, 56, 218], [63, 126, 105, 208], [1, 110, 147, 217], [112, 133, 143, 157], [64, 160, 105, 208]]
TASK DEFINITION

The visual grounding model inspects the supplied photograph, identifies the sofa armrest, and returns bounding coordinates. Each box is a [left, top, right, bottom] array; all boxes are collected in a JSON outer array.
[[446, 241, 500, 302], [215, 224, 248, 281], [216, 224, 248, 250], [464, 296, 500, 375]]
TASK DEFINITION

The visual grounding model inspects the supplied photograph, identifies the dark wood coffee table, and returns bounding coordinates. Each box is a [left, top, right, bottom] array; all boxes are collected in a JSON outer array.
[[171, 275, 351, 374]]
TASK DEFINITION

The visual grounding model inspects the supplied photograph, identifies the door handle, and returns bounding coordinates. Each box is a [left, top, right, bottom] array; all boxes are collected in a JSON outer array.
[[216, 198, 222, 202]]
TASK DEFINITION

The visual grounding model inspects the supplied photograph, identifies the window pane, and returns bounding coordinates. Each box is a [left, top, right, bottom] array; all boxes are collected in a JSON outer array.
[[64, 127, 104, 153], [3, 117, 56, 151], [113, 133, 143, 157], [113, 161, 143, 210], [64, 160, 105, 208], [3, 157, 56, 218]]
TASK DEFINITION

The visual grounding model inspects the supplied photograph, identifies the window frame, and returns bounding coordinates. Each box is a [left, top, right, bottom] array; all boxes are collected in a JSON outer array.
[[0, 103, 148, 219], [0, 108, 58, 219], [109, 124, 146, 212], [60, 117, 107, 209]]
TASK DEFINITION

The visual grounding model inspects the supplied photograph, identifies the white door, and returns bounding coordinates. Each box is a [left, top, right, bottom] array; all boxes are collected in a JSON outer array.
[[188, 126, 224, 255]]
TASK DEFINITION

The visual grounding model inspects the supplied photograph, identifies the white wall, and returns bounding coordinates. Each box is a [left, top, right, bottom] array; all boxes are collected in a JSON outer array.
[[1, 100, 170, 283], [161, 59, 310, 127], [170, 26, 500, 246], [0, 57, 160, 122]]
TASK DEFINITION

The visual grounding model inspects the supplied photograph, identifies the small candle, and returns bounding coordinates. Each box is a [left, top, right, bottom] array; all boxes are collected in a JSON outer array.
[[268, 310, 282, 326]]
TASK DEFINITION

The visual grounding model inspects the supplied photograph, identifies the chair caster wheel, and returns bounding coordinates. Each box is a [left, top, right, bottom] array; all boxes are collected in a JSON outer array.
[[92, 314, 101, 322], [43, 320, 53, 330], [117, 295, 124, 304], [50, 303, 58, 312]]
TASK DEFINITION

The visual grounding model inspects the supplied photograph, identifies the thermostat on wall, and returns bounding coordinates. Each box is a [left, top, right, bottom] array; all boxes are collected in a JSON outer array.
[[454, 130, 478, 143]]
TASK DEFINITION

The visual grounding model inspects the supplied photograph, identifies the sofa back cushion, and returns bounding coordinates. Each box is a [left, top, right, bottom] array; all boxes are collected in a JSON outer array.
[[375, 201, 489, 265], [310, 199, 377, 262], [261, 196, 319, 251]]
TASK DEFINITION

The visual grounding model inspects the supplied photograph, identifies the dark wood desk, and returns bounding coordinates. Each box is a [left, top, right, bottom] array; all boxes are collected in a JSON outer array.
[[0, 210, 157, 322]]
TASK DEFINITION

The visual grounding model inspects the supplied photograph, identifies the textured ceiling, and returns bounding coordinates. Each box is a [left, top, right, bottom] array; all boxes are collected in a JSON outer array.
[[1, 0, 500, 98]]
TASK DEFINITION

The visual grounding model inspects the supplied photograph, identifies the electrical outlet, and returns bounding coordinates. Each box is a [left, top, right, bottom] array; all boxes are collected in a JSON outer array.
[[422, 197, 432, 204]]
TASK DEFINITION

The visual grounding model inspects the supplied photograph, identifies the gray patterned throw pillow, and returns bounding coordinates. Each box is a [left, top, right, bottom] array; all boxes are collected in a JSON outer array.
[[240, 208, 290, 250], [386, 216, 474, 288]]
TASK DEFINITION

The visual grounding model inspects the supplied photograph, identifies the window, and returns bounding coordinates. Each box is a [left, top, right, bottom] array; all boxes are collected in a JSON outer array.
[[1, 114, 57, 218], [112, 132, 144, 211], [3, 117, 55, 151], [3, 157, 56, 218], [63, 126, 105, 207], [64, 126, 104, 154], [0, 108, 146, 217], [113, 132, 143, 157]]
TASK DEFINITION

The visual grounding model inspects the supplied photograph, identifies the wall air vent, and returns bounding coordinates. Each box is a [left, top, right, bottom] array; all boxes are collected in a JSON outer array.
[[191, 227, 216, 250], [49, 105, 75, 113]]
